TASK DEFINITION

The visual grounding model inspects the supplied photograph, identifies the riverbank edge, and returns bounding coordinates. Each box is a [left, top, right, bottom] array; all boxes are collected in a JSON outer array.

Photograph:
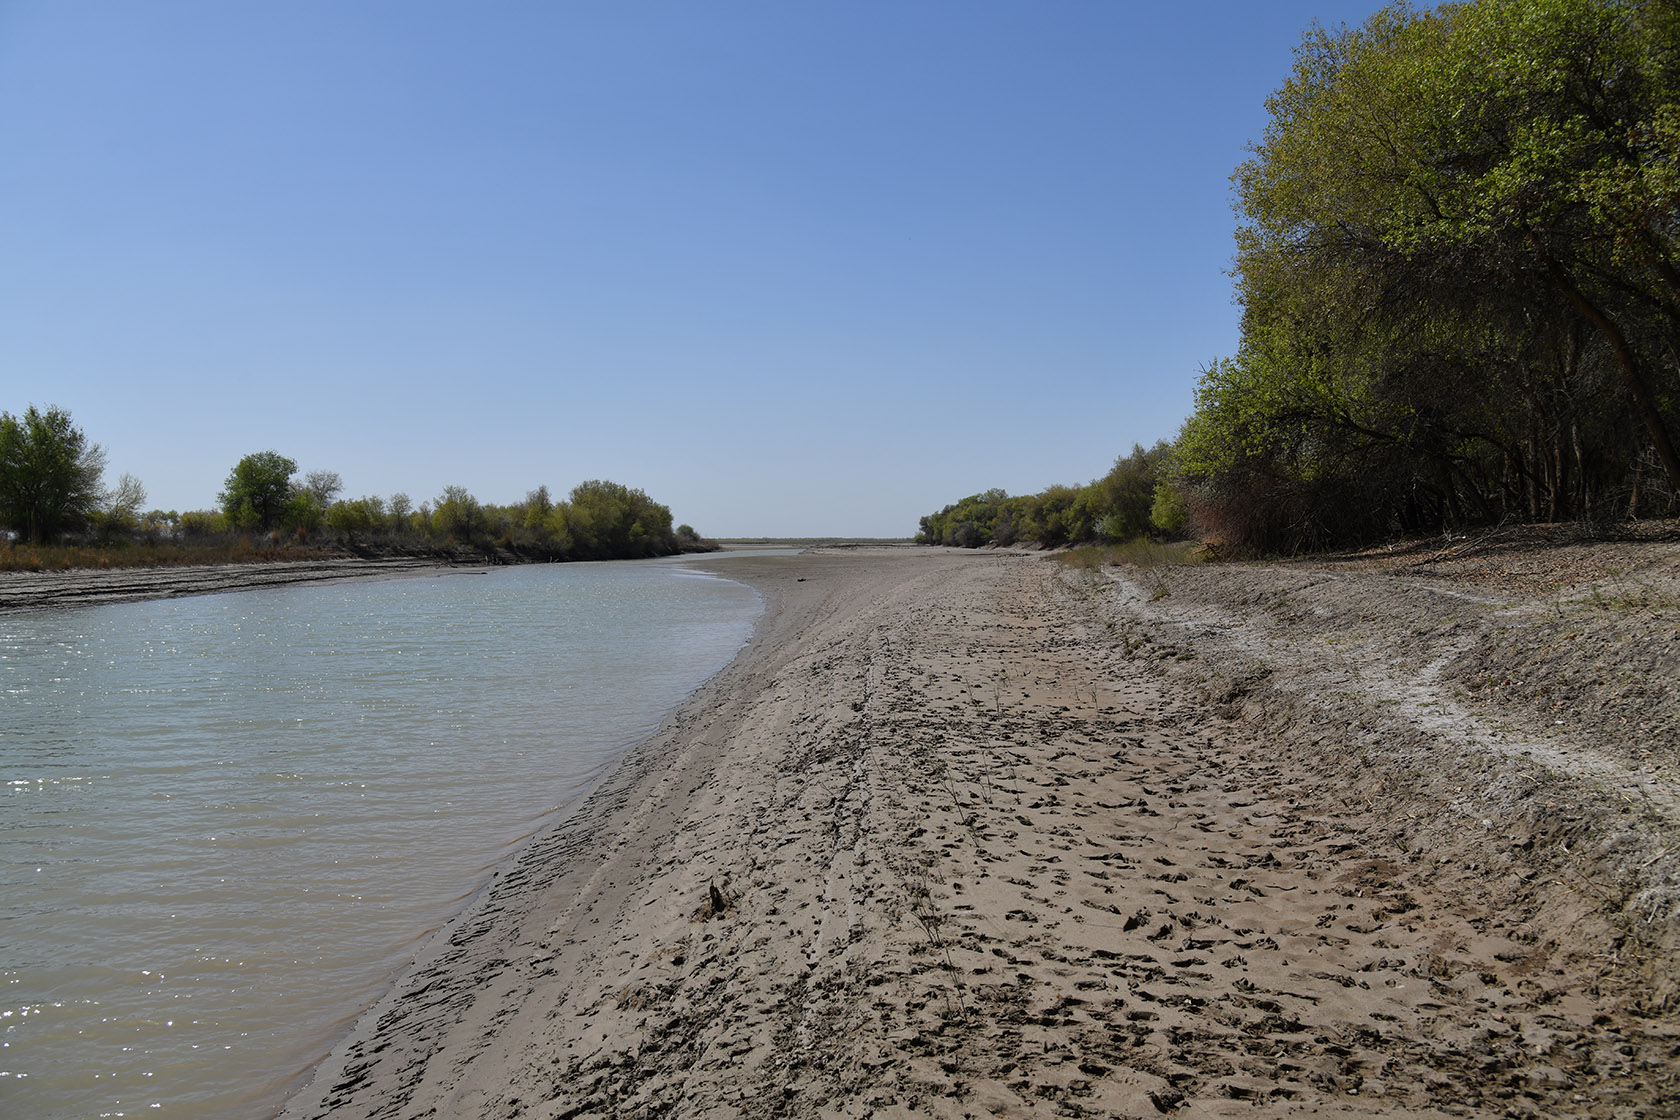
[[270, 543, 1680, 1118], [0, 542, 776, 616], [0, 556, 462, 615], [270, 546, 815, 1114]]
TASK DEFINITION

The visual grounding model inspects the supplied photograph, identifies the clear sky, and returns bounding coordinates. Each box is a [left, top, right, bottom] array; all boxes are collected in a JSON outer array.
[[1, 1, 1386, 538]]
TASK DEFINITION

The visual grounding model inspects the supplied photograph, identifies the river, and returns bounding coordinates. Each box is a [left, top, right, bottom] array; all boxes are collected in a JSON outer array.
[[0, 558, 763, 1118]]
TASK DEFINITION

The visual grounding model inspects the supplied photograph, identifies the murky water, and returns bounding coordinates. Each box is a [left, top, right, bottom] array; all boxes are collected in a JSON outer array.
[[0, 559, 760, 1119]]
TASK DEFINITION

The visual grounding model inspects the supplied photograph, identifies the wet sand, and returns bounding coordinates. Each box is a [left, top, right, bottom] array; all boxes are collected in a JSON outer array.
[[0, 557, 451, 614], [275, 546, 1677, 1118]]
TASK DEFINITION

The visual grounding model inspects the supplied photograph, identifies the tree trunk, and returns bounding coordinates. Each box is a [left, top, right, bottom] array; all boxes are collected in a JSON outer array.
[[1572, 421, 1588, 518], [1531, 233, 1680, 494], [1548, 436, 1562, 522]]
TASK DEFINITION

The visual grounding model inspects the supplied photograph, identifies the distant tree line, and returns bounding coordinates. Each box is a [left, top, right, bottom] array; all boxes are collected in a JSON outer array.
[[916, 443, 1183, 548], [0, 407, 708, 563]]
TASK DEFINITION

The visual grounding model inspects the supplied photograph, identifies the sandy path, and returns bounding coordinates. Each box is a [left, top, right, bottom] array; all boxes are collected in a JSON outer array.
[[280, 548, 1675, 1119]]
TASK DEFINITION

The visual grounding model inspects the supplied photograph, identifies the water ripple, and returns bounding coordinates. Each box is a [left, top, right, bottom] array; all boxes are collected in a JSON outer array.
[[0, 559, 758, 1119]]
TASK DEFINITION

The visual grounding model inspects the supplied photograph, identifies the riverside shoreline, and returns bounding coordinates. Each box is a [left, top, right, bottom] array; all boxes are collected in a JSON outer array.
[[0, 556, 456, 614], [275, 544, 1676, 1118]]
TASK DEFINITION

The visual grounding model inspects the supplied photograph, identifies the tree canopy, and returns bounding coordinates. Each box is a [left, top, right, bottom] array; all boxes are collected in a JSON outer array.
[[916, 443, 1177, 549], [219, 451, 298, 531], [0, 404, 107, 543], [563, 479, 679, 559], [1173, 0, 1680, 551]]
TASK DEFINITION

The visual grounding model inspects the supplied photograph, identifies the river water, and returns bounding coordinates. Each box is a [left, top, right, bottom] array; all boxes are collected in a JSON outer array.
[[0, 558, 763, 1119]]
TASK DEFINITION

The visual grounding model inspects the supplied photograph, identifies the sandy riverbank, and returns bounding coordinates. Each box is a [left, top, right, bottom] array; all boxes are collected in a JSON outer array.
[[275, 544, 1676, 1119], [0, 557, 454, 614]]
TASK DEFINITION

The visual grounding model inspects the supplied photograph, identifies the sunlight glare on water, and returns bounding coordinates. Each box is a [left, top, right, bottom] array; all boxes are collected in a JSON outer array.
[[0, 559, 759, 1119]]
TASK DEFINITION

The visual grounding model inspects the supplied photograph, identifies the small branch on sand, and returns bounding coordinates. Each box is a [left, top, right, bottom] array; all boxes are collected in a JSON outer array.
[[695, 876, 736, 921]]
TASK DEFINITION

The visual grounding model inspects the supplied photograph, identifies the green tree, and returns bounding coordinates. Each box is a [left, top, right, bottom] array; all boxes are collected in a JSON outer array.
[[1019, 485, 1084, 547], [220, 451, 298, 531], [432, 484, 483, 542], [523, 485, 553, 532], [177, 510, 223, 538], [1413, 0, 1680, 489], [1150, 480, 1188, 535], [1086, 442, 1172, 540], [0, 404, 107, 543], [565, 480, 677, 559], [388, 493, 414, 533], [1185, 0, 1680, 549], [544, 503, 575, 554], [327, 495, 386, 538], [282, 489, 324, 534], [138, 508, 178, 541]]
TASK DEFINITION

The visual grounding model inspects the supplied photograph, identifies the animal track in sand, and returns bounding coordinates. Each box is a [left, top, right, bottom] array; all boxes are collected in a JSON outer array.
[[282, 551, 1678, 1120]]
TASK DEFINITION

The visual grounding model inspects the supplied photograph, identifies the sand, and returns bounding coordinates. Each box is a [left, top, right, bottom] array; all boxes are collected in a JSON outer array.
[[272, 544, 1678, 1119], [0, 557, 451, 614]]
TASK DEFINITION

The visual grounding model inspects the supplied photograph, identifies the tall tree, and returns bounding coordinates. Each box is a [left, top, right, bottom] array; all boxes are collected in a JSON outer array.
[[0, 404, 107, 543], [220, 451, 298, 531], [100, 472, 149, 537], [302, 470, 343, 510], [566, 480, 677, 559], [432, 484, 483, 542]]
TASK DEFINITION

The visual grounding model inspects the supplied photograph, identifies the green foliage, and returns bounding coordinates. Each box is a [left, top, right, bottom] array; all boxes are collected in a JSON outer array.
[[916, 488, 1011, 547], [103, 473, 147, 527], [432, 484, 483, 542], [177, 510, 223, 538], [522, 485, 553, 532], [299, 477, 689, 561], [282, 490, 324, 534], [1023, 484, 1085, 548], [1182, 0, 1680, 552], [0, 407, 696, 565], [1150, 481, 1188, 535], [543, 502, 575, 554], [673, 523, 714, 551], [915, 443, 1173, 549], [564, 479, 677, 559], [326, 495, 386, 537], [220, 451, 298, 531], [1088, 443, 1172, 540], [387, 493, 414, 533], [0, 404, 698, 566], [0, 405, 108, 544], [138, 509, 179, 540]]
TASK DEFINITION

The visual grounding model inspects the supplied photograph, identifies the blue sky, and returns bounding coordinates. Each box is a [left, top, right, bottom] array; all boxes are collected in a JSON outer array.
[[1, 1, 1385, 538]]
